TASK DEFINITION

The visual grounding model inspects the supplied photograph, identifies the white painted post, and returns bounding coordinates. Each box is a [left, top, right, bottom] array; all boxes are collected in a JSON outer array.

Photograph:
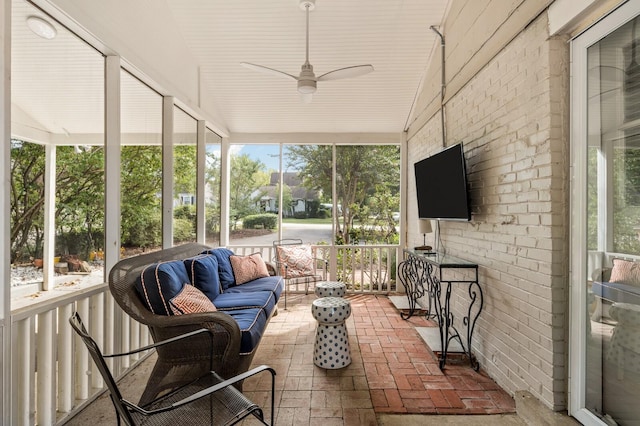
[[12, 318, 34, 426], [121, 314, 130, 369], [75, 299, 90, 400], [104, 295, 115, 372], [130, 320, 140, 361], [43, 144, 56, 291], [162, 96, 174, 248], [89, 293, 104, 388], [197, 120, 206, 243], [36, 310, 56, 425], [57, 304, 74, 413]]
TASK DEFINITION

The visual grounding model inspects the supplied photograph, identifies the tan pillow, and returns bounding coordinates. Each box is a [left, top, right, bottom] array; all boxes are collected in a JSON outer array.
[[169, 284, 217, 315], [609, 258, 640, 286], [230, 253, 270, 285], [276, 245, 315, 278]]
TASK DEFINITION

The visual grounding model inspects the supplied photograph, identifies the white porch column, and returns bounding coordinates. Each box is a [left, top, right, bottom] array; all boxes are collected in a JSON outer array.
[[42, 144, 56, 291], [0, 0, 10, 423], [104, 55, 121, 273], [196, 120, 206, 243], [220, 138, 230, 246], [162, 96, 174, 248]]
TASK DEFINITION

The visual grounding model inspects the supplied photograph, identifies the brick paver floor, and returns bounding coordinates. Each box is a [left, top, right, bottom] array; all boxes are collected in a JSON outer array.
[[241, 293, 516, 425]]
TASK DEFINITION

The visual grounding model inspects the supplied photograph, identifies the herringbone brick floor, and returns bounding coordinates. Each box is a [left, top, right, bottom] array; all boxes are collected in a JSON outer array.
[[241, 293, 516, 425]]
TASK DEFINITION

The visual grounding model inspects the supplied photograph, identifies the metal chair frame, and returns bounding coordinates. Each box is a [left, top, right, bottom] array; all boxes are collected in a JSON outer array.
[[69, 312, 276, 426], [273, 238, 328, 309]]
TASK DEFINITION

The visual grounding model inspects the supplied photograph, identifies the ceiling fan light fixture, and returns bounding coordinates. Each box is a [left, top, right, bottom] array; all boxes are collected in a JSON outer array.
[[26, 16, 57, 40], [297, 79, 317, 94]]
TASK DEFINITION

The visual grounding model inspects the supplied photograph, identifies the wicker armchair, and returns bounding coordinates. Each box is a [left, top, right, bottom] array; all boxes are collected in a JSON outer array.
[[70, 312, 276, 425], [109, 243, 255, 405]]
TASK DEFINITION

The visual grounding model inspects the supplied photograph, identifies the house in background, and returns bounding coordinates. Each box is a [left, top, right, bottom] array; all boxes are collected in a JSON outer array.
[[255, 172, 321, 217]]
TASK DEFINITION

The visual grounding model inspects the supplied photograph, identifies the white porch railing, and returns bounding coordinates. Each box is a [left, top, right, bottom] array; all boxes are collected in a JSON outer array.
[[10, 284, 151, 426], [229, 244, 400, 293], [10, 243, 399, 425]]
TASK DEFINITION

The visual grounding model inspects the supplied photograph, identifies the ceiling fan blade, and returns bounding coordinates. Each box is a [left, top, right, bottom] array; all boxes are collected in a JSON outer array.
[[317, 65, 374, 81], [240, 62, 298, 80]]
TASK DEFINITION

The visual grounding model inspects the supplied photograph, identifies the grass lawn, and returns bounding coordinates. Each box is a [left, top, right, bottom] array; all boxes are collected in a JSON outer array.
[[282, 218, 332, 225]]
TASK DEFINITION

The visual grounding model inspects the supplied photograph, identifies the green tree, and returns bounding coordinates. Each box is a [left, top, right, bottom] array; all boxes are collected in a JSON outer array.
[[10, 140, 46, 262], [121, 145, 163, 247], [229, 153, 267, 223], [286, 145, 400, 244], [174, 145, 197, 195], [55, 146, 105, 257]]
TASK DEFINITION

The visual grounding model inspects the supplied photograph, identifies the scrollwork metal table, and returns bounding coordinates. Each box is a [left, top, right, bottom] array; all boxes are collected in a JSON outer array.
[[398, 249, 483, 371]]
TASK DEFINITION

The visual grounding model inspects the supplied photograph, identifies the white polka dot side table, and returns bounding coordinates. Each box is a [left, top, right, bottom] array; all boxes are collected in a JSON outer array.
[[314, 281, 346, 298], [312, 296, 352, 369]]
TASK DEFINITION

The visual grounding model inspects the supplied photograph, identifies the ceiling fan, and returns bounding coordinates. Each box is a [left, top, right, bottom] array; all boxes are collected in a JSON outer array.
[[241, 0, 374, 103]]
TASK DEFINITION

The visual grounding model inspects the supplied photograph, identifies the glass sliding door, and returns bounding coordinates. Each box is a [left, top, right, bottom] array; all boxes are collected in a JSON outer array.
[[572, 2, 640, 424]]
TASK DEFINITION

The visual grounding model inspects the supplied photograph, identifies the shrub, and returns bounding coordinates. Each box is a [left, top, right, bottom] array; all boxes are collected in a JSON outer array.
[[173, 218, 195, 242], [242, 213, 277, 230]]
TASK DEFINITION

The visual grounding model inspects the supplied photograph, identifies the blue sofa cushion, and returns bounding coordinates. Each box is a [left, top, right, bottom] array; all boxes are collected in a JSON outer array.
[[224, 275, 283, 300], [223, 308, 268, 354], [202, 248, 236, 290], [135, 260, 190, 316], [184, 254, 221, 302], [214, 291, 277, 318], [592, 281, 640, 306]]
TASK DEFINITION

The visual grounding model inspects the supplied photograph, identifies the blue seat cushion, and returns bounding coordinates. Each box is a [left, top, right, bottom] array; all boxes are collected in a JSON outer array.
[[592, 281, 640, 305], [224, 276, 283, 300], [214, 291, 276, 318], [135, 260, 190, 316], [202, 248, 236, 290], [223, 308, 268, 354], [184, 254, 221, 302]]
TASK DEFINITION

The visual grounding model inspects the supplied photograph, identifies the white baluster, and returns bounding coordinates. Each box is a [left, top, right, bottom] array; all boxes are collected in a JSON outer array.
[[58, 304, 74, 413], [37, 310, 56, 425], [90, 293, 104, 388], [76, 299, 90, 400], [13, 317, 35, 426]]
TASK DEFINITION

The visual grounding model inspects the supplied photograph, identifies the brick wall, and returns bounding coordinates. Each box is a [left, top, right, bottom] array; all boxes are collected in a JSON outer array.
[[407, 13, 570, 410]]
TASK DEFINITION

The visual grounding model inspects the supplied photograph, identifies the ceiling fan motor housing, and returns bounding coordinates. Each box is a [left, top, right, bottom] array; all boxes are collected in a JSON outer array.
[[299, 0, 315, 11], [298, 63, 317, 93]]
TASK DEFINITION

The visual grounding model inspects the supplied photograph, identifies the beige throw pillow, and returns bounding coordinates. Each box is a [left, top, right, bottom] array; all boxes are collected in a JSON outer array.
[[276, 245, 315, 278], [609, 258, 640, 287], [230, 253, 270, 285]]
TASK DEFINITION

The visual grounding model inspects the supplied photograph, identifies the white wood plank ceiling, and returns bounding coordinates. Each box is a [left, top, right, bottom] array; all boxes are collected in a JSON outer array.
[[11, 0, 449, 138]]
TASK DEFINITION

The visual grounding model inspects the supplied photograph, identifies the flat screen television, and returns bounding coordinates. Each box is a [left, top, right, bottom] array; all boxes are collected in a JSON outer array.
[[414, 143, 471, 221]]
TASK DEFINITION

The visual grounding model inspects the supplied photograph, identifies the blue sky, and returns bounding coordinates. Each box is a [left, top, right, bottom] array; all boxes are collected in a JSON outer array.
[[233, 144, 300, 172]]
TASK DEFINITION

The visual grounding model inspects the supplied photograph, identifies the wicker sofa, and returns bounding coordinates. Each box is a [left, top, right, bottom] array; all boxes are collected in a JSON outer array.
[[108, 243, 282, 404]]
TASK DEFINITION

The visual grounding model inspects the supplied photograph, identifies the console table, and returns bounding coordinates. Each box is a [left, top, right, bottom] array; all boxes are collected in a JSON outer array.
[[398, 249, 483, 370]]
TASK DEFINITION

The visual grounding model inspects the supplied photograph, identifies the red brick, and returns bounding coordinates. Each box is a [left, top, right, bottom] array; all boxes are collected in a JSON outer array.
[[427, 389, 450, 408], [442, 389, 466, 408]]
